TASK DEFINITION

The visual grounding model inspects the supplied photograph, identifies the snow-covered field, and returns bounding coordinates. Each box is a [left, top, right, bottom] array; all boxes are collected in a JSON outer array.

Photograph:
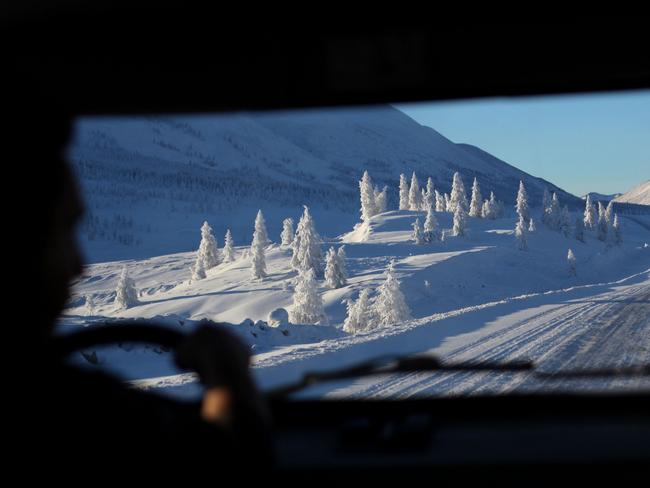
[[61, 209, 650, 398]]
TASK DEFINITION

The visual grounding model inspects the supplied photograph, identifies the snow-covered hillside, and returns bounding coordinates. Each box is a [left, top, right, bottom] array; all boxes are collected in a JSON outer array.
[[68, 106, 581, 263], [614, 180, 650, 205], [61, 207, 650, 397]]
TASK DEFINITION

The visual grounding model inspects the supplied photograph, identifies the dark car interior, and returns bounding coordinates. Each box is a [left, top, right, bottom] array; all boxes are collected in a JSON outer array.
[[6, 4, 649, 480]]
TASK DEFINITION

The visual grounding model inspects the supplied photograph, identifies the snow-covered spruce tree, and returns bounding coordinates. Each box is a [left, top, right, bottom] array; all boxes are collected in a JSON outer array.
[[292, 205, 322, 274], [423, 205, 439, 242], [343, 289, 373, 334], [337, 246, 348, 281], [254, 209, 270, 247], [613, 213, 622, 245], [280, 218, 294, 247], [423, 177, 435, 210], [196, 221, 220, 270], [583, 194, 597, 230], [374, 261, 411, 327], [574, 217, 585, 243], [542, 188, 551, 220], [515, 216, 528, 251], [115, 266, 138, 309], [444, 193, 452, 213], [412, 217, 425, 245], [399, 173, 410, 210], [359, 170, 378, 222], [605, 201, 614, 225], [515, 180, 530, 223], [567, 249, 577, 277], [190, 256, 207, 282], [420, 188, 427, 210], [597, 201, 608, 241], [482, 191, 497, 219], [469, 177, 483, 218], [250, 215, 267, 280], [449, 172, 468, 213], [452, 204, 468, 237], [325, 246, 347, 289], [559, 205, 571, 237], [435, 189, 446, 212], [222, 229, 236, 262], [528, 217, 536, 232], [408, 172, 422, 211], [290, 268, 327, 325], [545, 193, 561, 231], [374, 186, 388, 214]]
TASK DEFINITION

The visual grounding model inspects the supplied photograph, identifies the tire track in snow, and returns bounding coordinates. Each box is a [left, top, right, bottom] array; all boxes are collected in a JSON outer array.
[[334, 281, 649, 399]]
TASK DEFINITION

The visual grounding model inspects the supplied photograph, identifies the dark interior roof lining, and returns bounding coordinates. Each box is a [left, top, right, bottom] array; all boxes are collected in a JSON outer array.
[[5, 8, 650, 114]]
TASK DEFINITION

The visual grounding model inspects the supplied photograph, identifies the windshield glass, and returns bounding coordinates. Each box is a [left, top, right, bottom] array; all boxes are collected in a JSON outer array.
[[60, 92, 650, 399]]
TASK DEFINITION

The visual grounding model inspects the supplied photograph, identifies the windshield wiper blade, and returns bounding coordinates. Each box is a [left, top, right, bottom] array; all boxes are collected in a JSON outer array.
[[266, 355, 650, 400], [266, 355, 534, 399]]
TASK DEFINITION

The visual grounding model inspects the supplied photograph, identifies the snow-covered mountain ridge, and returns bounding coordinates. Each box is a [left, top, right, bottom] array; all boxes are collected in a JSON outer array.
[[68, 105, 581, 262]]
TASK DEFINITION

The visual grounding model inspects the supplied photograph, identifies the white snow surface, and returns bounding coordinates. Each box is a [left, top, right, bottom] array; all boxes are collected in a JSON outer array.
[[61, 210, 650, 399]]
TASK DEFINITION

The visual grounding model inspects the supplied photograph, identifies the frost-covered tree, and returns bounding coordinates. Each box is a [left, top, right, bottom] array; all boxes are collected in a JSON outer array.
[[583, 194, 597, 230], [469, 177, 483, 218], [423, 177, 435, 210], [613, 213, 622, 245], [408, 172, 422, 211], [115, 266, 138, 309], [449, 172, 468, 213], [435, 189, 446, 212], [597, 201, 608, 241], [567, 249, 577, 277], [574, 217, 585, 243], [515, 180, 530, 223], [605, 201, 614, 225], [290, 268, 327, 325], [528, 217, 536, 232], [515, 216, 528, 251], [292, 205, 322, 274], [254, 209, 270, 247], [250, 218, 267, 280], [559, 205, 571, 237], [399, 173, 410, 210], [359, 170, 378, 221], [412, 217, 425, 245], [337, 246, 348, 279], [281, 218, 294, 247], [374, 262, 411, 327], [545, 193, 561, 230], [481, 191, 497, 219], [222, 229, 236, 262], [452, 204, 468, 237], [374, 185, 388, 214], [542, 188, 551, 218], [444, 193, 452, 212], [196, 221, 220, 270], [190, 256, 207, 282], [343, 289, 373, 334], [423, 205, 439, 242], [324, 246, 347, 289]]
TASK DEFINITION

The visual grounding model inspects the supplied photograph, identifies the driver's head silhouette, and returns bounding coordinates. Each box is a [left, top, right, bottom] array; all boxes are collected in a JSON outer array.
[[12, 77, 271, 469]]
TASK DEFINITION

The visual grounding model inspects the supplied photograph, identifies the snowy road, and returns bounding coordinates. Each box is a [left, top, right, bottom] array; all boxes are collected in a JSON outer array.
[[318, 271, 650, 398]]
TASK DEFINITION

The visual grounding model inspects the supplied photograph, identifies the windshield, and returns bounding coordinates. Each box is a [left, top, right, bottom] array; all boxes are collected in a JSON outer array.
[[60, 92, 650, 399]]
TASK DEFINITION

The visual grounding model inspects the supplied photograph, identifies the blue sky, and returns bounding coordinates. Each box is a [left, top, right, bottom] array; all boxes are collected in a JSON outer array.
[[395, 90, 650, 197]]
